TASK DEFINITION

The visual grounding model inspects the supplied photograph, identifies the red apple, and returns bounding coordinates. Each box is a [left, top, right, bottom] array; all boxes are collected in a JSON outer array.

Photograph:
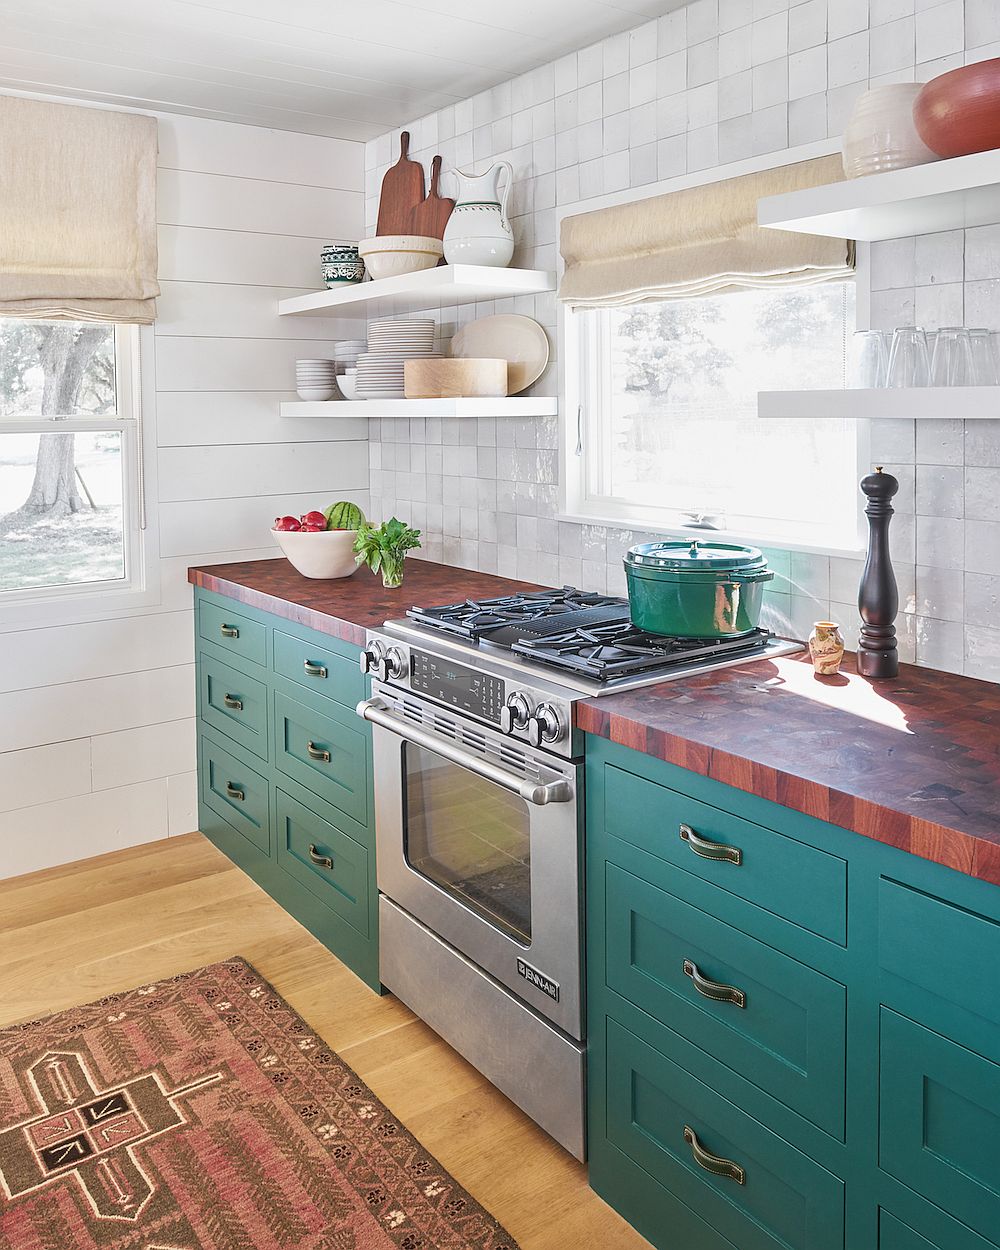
[[300, 522, 326, 532], [300, 510, 328, 529], [274, 515, 301, 531]]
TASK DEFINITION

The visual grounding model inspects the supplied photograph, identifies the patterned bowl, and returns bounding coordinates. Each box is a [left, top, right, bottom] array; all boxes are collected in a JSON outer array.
[[322, 259, 365, 287]]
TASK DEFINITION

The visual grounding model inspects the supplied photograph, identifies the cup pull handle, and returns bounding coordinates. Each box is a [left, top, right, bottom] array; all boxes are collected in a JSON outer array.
[[683, 959, 746, 1008], [680, 823, 742, 865], [308, 844, 333, 870], [307, 741, 331, 763], [683, 1125, 745, 1185], [223, 694, 244, 711], [304, 660, 328, 678], [225, 783, 245, 802], [220, 624, 240, 638]]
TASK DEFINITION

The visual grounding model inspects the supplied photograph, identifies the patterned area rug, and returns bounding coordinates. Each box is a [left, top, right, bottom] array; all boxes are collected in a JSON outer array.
[[0, 958, 519, 1249]]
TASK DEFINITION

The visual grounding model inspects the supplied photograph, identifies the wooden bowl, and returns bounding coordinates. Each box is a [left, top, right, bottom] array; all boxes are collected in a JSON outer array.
[[914, 59, 1000, 158]]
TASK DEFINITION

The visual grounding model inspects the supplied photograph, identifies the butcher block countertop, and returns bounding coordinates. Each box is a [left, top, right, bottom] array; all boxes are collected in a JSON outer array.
[[189, 557, 1000, 885], [578, 651, 1000, 886]]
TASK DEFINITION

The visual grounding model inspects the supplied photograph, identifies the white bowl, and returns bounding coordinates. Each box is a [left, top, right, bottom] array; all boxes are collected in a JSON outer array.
[[338, 370, 361, 401], [358, 235, 444, 280], [272, 527, 359, 579], [842, 83, 939, 177], [297, 386, 337, 401]]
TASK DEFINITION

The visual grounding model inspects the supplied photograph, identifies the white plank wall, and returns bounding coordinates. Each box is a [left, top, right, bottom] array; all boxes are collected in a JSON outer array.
[[0, 108, 367, 880]]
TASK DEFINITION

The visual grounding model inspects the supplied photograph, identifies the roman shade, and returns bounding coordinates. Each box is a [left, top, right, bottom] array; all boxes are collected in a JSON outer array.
[[0, 95, 159, 323], [559, 155, 854, 308]]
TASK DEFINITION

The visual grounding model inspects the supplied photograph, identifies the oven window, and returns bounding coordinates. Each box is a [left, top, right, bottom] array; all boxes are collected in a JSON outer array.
[[403, 742, 532, 943]]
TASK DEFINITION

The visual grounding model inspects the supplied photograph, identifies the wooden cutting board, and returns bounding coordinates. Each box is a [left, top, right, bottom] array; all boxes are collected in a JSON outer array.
[[376, 132, 425, 236], [409, 155, 455, 241]]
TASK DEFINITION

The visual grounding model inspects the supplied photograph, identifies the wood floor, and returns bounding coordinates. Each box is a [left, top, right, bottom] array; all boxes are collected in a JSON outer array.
[[0, 832, 650, 1250]]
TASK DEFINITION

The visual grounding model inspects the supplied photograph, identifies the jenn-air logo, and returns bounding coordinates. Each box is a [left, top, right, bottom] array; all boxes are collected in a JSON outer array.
[[517, 958, 560, 1002]]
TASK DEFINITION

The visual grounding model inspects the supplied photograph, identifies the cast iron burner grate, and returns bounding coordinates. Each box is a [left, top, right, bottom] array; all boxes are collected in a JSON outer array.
[[511, 621, 775, 682], [407, 587, 627, 642]]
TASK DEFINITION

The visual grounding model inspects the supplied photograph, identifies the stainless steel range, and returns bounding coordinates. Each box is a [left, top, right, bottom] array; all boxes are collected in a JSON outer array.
[[356, 588, 801, 1160]]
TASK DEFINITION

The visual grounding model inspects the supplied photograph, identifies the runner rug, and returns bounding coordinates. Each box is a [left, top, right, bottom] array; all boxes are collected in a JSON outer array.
[[0, 957, 518, 1249]]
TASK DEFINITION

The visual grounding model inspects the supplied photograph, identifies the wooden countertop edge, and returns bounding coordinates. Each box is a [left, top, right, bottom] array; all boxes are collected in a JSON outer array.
[[187, 568, 367, 647]]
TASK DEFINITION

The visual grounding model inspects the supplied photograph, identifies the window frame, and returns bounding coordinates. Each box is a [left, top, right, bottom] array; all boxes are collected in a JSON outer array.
[[0, 322, 161, 629], [556, 141, 872, 559]]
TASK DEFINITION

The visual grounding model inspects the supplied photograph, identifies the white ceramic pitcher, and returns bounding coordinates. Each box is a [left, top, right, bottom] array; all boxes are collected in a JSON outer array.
[[442, 161, 514, 267]]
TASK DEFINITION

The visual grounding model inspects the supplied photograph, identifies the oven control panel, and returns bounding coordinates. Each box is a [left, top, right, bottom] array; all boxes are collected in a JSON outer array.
[[410, 650, 506, 723]]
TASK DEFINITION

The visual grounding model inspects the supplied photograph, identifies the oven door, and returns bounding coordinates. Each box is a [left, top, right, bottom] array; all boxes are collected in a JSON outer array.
[[359, 684, 583, 1039]]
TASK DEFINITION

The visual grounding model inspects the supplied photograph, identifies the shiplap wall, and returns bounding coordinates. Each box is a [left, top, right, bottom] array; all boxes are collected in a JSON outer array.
[[0, 106, 366, 880]]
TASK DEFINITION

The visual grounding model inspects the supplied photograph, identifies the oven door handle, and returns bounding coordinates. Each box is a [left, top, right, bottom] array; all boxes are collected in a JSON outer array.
[[357, 698, 573, 806]]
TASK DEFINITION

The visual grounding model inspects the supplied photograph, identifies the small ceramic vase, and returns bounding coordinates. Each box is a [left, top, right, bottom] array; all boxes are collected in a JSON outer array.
[[809, 621, 846, 676], [442, 161, 514, 267], [842, 84, 939, 178]]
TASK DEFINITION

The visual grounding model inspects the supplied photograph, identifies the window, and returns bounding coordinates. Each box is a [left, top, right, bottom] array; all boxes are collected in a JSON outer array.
[[0, 321, 143, 601], [569, 280, 864, 552]]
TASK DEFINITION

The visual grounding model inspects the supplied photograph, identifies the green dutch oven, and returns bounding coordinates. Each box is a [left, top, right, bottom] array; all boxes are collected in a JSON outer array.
[[624, 540, 773, 638]]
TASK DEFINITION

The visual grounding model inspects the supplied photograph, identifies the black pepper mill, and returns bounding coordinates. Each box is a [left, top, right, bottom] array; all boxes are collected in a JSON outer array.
[[857, 466, 899, 679]]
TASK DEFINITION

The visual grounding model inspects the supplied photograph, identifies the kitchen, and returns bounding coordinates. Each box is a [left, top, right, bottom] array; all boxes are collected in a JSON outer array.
[[1, 2, 1000, 1248]]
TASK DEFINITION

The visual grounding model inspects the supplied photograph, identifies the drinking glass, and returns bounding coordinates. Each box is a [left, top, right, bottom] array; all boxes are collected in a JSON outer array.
[[968, 329, 1000, 385], [850, 330, 889, 388], [929, 327, 974, 387], [886, 327, 931, 387]]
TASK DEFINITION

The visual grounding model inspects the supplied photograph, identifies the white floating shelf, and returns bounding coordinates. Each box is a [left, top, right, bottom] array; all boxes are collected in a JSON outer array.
[[758, 149, 1000, 241], [280, 397, 558, 419], [759, 387, 1000, 419], [277, 264, 556, 318]]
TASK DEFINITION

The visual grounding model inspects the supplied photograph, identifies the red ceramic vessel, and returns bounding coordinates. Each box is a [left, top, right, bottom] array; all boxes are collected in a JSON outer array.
[[914, 58, 1000, 158]]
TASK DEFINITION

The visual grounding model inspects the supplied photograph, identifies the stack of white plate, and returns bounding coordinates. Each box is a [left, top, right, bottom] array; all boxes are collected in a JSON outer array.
[[356, 318, 440, 399], [296, 358, 337, 401]]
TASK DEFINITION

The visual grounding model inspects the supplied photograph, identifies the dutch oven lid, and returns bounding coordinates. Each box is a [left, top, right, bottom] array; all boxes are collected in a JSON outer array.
[[625, 539, 767, 572]]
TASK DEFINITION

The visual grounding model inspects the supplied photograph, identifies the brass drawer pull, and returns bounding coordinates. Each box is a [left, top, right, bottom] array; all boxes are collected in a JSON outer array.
[[307, 740, 331, 763], [308, 843, 334, 870], [223, 694, 244, 711], [225, 783, 245, 802], [303, 660, 328, 679], [220, 624, 240, 639], [683, 1125, 745, 1185], [680, 823, 742, 865], [683, 959, 747, 1008]]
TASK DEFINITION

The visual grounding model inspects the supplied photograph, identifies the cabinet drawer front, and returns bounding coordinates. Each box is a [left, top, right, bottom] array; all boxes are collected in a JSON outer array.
[[605, 863, 846, 1138], [274, 691, 368, 826], [880, 1008, 1000, 1244], [606, 1018, 844, 1250], [880, 878, 1000, 1037], [275, 789, 369, 937], [604, 764, 847, 945], [273, 629, 364, 711], [200, 735, 270, 854], [878, 1208, 996, 1250], [199, 654, 269, 760], [198, 600, 267, 668]]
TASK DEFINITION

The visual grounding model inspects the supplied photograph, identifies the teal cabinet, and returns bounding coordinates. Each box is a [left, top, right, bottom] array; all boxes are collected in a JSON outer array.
[[194, 588, 379, 991], [586, 734, 1000, 1250]]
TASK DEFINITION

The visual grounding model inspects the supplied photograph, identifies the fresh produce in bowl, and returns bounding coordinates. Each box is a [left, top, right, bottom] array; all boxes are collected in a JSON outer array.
[[271, 501, 366, 579]]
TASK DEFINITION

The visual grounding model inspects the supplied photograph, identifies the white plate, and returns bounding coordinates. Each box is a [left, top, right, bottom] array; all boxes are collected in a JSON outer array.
[[451, 315, 549, 394]]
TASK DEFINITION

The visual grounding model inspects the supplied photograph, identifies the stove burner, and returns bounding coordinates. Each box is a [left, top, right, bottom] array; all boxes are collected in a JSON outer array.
[[407, 588, 625, 641]]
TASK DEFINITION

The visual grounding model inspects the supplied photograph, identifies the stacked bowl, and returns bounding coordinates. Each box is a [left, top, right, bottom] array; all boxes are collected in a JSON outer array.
[[321, 243, 365, 286], [356, 318, 440, 399], [296, 358, 337, 401], [334, 338, 366, 400]]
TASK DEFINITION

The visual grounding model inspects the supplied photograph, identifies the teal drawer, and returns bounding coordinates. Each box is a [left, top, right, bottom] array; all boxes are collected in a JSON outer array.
[[880, 878, 1000, 1040], [273, 690, 369, 826], [605, 862, 846, 1139], [606, 1017, 844, 1250], [272, 629, 364, 711], [604, 763, 847, 945], [880, 1008, 1000, 1244], [200, 734, 270, 855], [199, 599, 267, 669], [879, 1207, 997, 1250], [275, 788, 369, 937], [199, 652, 269, 761]]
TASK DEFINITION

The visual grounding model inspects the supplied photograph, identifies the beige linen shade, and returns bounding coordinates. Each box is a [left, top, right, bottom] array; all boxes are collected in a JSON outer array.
[[0, 95, 159, 323], [559, 155, 854, 308]]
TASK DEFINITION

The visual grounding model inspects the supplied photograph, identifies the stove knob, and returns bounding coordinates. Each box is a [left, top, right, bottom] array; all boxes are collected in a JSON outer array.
[[359, 640, 386, 675], [500, 692, 531, 735], [527, 703, 562, 747], [376, 646, 407, 683]]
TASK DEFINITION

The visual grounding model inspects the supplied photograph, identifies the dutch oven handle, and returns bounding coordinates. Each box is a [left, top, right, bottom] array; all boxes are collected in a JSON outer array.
[[732, 569, 774, 584]]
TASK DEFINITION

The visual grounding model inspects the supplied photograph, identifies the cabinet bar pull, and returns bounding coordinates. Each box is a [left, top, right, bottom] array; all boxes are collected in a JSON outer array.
[[220, 624, 239, 639], [680, 823, 742, 865], [683, 959, 747, 1008], [223, 694, 244, 711], [683, 1125, 745, 1185], [303, 660, 328, 678], [225, 783, 245, 802], [308, 844, 334, 870], [307, 741, 331, 763]]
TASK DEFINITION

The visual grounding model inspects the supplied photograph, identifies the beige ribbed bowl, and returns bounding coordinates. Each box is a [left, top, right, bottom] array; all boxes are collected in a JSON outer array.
[[404, 357, 508, 399]]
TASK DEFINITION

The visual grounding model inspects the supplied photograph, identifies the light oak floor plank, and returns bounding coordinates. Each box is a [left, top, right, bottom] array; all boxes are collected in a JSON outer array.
[[0, 833, 649, 1250]]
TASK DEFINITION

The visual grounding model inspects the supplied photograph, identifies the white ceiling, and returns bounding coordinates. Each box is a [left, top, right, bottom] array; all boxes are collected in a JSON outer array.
[[0, 0, 683, 142]]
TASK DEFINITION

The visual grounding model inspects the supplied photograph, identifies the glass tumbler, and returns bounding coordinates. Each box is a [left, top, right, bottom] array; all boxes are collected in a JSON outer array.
[[930, 327, 974, 387], [969, 329, 1000, 385], [886, 327, 931, 388], [850, 330, 889, 388]]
